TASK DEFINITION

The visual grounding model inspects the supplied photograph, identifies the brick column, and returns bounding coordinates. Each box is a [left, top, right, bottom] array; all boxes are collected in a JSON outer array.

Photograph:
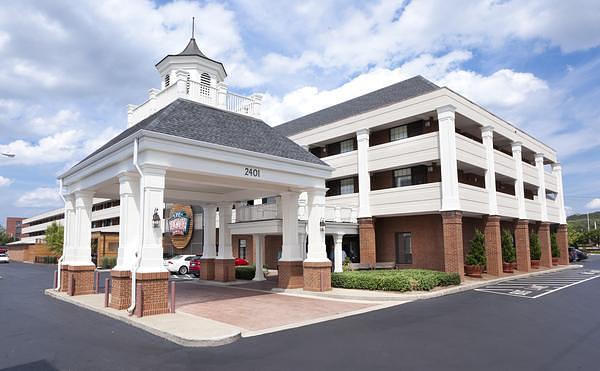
[[358, 217, 376, 267], [278, 261, 304, 289], [557, 224, 569, 265], [441, 211, 464, 280], [110, 270, 131, 310], [483, 215, 502, 276], [59, 264, 70, 292], [303, 262, 332, 291], [538, 222, 552, 268], [515, 219, 530, 272], [68, 265, 95, 296], [200, 258, 215, 280], [135, 271, 169, 316]]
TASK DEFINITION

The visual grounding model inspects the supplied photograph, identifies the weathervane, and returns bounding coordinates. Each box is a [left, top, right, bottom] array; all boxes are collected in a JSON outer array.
[[192, 17, 195, 39]]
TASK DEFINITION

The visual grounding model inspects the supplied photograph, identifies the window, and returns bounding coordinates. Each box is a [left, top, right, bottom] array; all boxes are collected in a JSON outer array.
[[108, 243, 118, 252], [340, 139, 354, 153], [239, 239, 247, 259], [390, 125, 408, 141], [186, 72, 191, 94], [200, 72, 211, 96], [395, 232, 412, 264], [394, 168, 412, 187], [340, 178, 355, 195], [164, 74, 170, 88]]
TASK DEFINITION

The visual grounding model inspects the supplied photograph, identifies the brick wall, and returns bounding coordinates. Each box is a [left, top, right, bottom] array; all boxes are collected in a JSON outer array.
[[135, 271, 169, 316], [264, 235, 282, 269], [232, 234, 254, 264], [441, 211, 465, 278]]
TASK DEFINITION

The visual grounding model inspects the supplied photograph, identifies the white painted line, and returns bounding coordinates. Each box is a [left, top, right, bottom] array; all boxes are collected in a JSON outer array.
[[530, 275, 600, 299], [474, 289, 536, 299]]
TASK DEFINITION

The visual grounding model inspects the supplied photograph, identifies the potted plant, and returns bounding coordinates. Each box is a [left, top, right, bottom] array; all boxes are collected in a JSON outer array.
[[501, 229, 516, 273], [530, 232, 542, 268], [465, 229, 486, 277], [551, 232, 560, 265]]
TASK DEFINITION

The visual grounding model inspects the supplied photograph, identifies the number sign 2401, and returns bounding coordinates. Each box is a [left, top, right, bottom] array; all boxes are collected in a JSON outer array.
[[244, 167, 261, 178]]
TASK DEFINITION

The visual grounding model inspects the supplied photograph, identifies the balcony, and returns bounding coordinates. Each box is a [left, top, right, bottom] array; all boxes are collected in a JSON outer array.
[[368, 132, 439, 172], [322, 151, 358, 179], [525, 198, 542, 221], [544, 171, 558, 192], [128, 80, 262, 127], [546, 200, 561, 222], [455, 134, 486, 170], [458, 183, 488, 214], [370, 182, 442, 216], [522, 162, 539, 187]]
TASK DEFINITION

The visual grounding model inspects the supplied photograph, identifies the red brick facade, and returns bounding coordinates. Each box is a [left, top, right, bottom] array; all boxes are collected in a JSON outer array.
[[110, 270, 131, 310], [66, 265, 95, 296], [538, 222, 552, 268], [264, 235, 282, 269], [199, 258, 215, 280], [483, 216, 503, 276], [278, 261, 304, 289], [441, 211, 465, 280], [515, 219, 531, 272], [135, 271, 169, 316], [59, 264, 70, 292], [303, 261, 332, 291], [214, 258, 235, 282], [358, 217, 376, 267]]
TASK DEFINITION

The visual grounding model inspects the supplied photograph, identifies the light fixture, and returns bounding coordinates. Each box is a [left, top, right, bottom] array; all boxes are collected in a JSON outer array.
[[320, 219, 326, 231], [152, 208, 161, 228]]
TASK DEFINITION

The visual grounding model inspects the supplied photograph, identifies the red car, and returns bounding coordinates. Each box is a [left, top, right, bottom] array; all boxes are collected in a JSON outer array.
[[190, 257, 249, 277]]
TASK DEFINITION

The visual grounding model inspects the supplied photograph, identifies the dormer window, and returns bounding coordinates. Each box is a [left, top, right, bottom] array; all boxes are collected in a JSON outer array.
[[164, 74, 170, 88]]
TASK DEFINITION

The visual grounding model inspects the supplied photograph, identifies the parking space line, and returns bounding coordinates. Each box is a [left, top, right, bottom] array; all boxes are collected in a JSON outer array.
[[529, 275, 600, 299]]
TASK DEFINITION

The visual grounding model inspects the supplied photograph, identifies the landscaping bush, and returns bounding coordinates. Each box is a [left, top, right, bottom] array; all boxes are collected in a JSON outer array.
[[551, 232, 560, 258], [501, 229, 516, 263], [235, 265, 256, 280], [466, 229, 486, 267], [331, 269, 461, 292], [34, 256, 58, 264], [100, 256, 117, 269], [530, 232, 542, 260]]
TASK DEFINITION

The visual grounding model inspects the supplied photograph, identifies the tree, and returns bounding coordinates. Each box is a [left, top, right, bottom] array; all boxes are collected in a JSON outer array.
[[551, 232, 560, 258], [568, 224, 584, 247], [501, 229, 516, 263], [585, 229, 600, 246], [0, 224, 15, 245], [466, 229, 487, 267], [530, 232, 541, 261], [45, 222, 64, 255]]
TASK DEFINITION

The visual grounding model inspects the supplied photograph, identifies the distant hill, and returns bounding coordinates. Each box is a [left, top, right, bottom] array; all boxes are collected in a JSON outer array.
[[568, 211, 600, 232]]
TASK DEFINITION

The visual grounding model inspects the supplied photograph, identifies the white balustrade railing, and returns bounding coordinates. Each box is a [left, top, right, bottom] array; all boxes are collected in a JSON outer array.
[[233, 198, 357, 224]]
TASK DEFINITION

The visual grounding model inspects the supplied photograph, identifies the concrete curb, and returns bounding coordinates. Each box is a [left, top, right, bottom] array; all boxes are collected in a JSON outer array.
[[45, 289, 241, 347]]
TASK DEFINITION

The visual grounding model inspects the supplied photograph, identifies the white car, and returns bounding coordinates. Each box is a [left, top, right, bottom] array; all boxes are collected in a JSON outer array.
[[0, 253, 9, 263], [164, 255, 196, 274]]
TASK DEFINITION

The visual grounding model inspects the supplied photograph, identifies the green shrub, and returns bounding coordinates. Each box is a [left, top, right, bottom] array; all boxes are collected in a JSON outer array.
[[551, 232, 560, 258], [501, 229, 516, 263], [530, 232, 542, 260], [235, 265, 256, 280], [466, 229, 486, 267], [35, 256, 58, 264], [331, 269, 460, 292], [100, 256, 117, 269]]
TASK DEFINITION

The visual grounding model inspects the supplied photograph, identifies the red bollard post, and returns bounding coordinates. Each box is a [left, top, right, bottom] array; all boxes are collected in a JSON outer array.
[[68, 275, 75, 296], [170, 281, 176, 313], [135, 283, 143, 317], [95, 271, 100, 294], [104, 278, 110, 307], [53, 270, 58, 289]]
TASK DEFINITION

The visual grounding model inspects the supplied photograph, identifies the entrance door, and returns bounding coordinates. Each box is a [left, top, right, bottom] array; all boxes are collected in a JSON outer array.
[[395, 232, 412, 264]]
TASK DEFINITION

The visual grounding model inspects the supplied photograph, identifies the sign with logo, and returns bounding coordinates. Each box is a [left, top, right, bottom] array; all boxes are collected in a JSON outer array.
[[168, 204, 194, 249]]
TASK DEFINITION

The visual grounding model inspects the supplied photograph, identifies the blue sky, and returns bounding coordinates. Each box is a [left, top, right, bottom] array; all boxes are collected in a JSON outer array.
[[1, 0, 600, 224]]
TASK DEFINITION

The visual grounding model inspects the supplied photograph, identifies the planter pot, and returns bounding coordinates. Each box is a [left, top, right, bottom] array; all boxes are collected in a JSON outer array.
[[531, 260, 541, 269], [502, 262, 514, 273], [552, 257, 560, 266], [511, 262, 518, 271], [464, 264, 483, 278]]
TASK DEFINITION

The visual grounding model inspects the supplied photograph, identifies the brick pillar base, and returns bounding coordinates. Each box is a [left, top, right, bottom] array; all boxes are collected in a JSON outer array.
[[59, 264, 69, 292], [199, 258, 215, 280], [68, 265, 95, 296], [539, 222, 552, 268], [303, 261, 332, 292], [110, 270, 131, 310], [441, 211, 464, 281], [278, 261, 304, 289], [515, 219, 530, 272], [484, 215, 502, 276], [358, 217, 376, 267], [557, 224, 569, 265], [135, 271, 169, 316], [214, 259, 235, 282]]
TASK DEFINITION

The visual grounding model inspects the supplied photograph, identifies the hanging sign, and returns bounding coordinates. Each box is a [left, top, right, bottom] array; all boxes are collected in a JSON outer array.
[[168, 204, 193, 249]]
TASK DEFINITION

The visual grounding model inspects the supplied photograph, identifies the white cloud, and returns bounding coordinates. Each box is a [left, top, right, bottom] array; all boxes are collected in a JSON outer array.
[[586, 199, 600, 210], [0, 130, 82, 166], [15, 187, 61, 208], [0, 176, 12, 187]]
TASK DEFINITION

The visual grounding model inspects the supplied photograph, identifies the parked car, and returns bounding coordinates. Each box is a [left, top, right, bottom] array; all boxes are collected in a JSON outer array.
[[164, 255, 197, 274], [569, 247, 588, 262], [188, 257, 250, 277], [0, 252, 9, 263]]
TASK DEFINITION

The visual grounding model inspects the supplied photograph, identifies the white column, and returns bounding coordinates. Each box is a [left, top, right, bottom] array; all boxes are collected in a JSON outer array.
[[138, 166, 167, 273], [437, 105, 461, 211], [298, 223, 307, 260], [252, 234, 265, 281], [70, 190, 95, 266], [512, 142, 527, 219], [305, 189, 329, 262], [357, 129, 371, 218], [334, 233, 344, 273], [535, 153, 548, 221], [61, 194, 76, 263], [217, 202, 234, 259], [280, 191, 302, 261], [175, 70, 188, 96], [202, 204, 217, 258], [114, 173, 139, 271], [481, 126, 498, 215], [552, 163, 567, 224]]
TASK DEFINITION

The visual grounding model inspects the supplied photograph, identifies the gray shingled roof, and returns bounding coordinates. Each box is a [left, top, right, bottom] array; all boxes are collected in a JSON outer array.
[[76, 99, 327, 168], [155, 38, 227, 76], [275, 76, 440, 137]]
